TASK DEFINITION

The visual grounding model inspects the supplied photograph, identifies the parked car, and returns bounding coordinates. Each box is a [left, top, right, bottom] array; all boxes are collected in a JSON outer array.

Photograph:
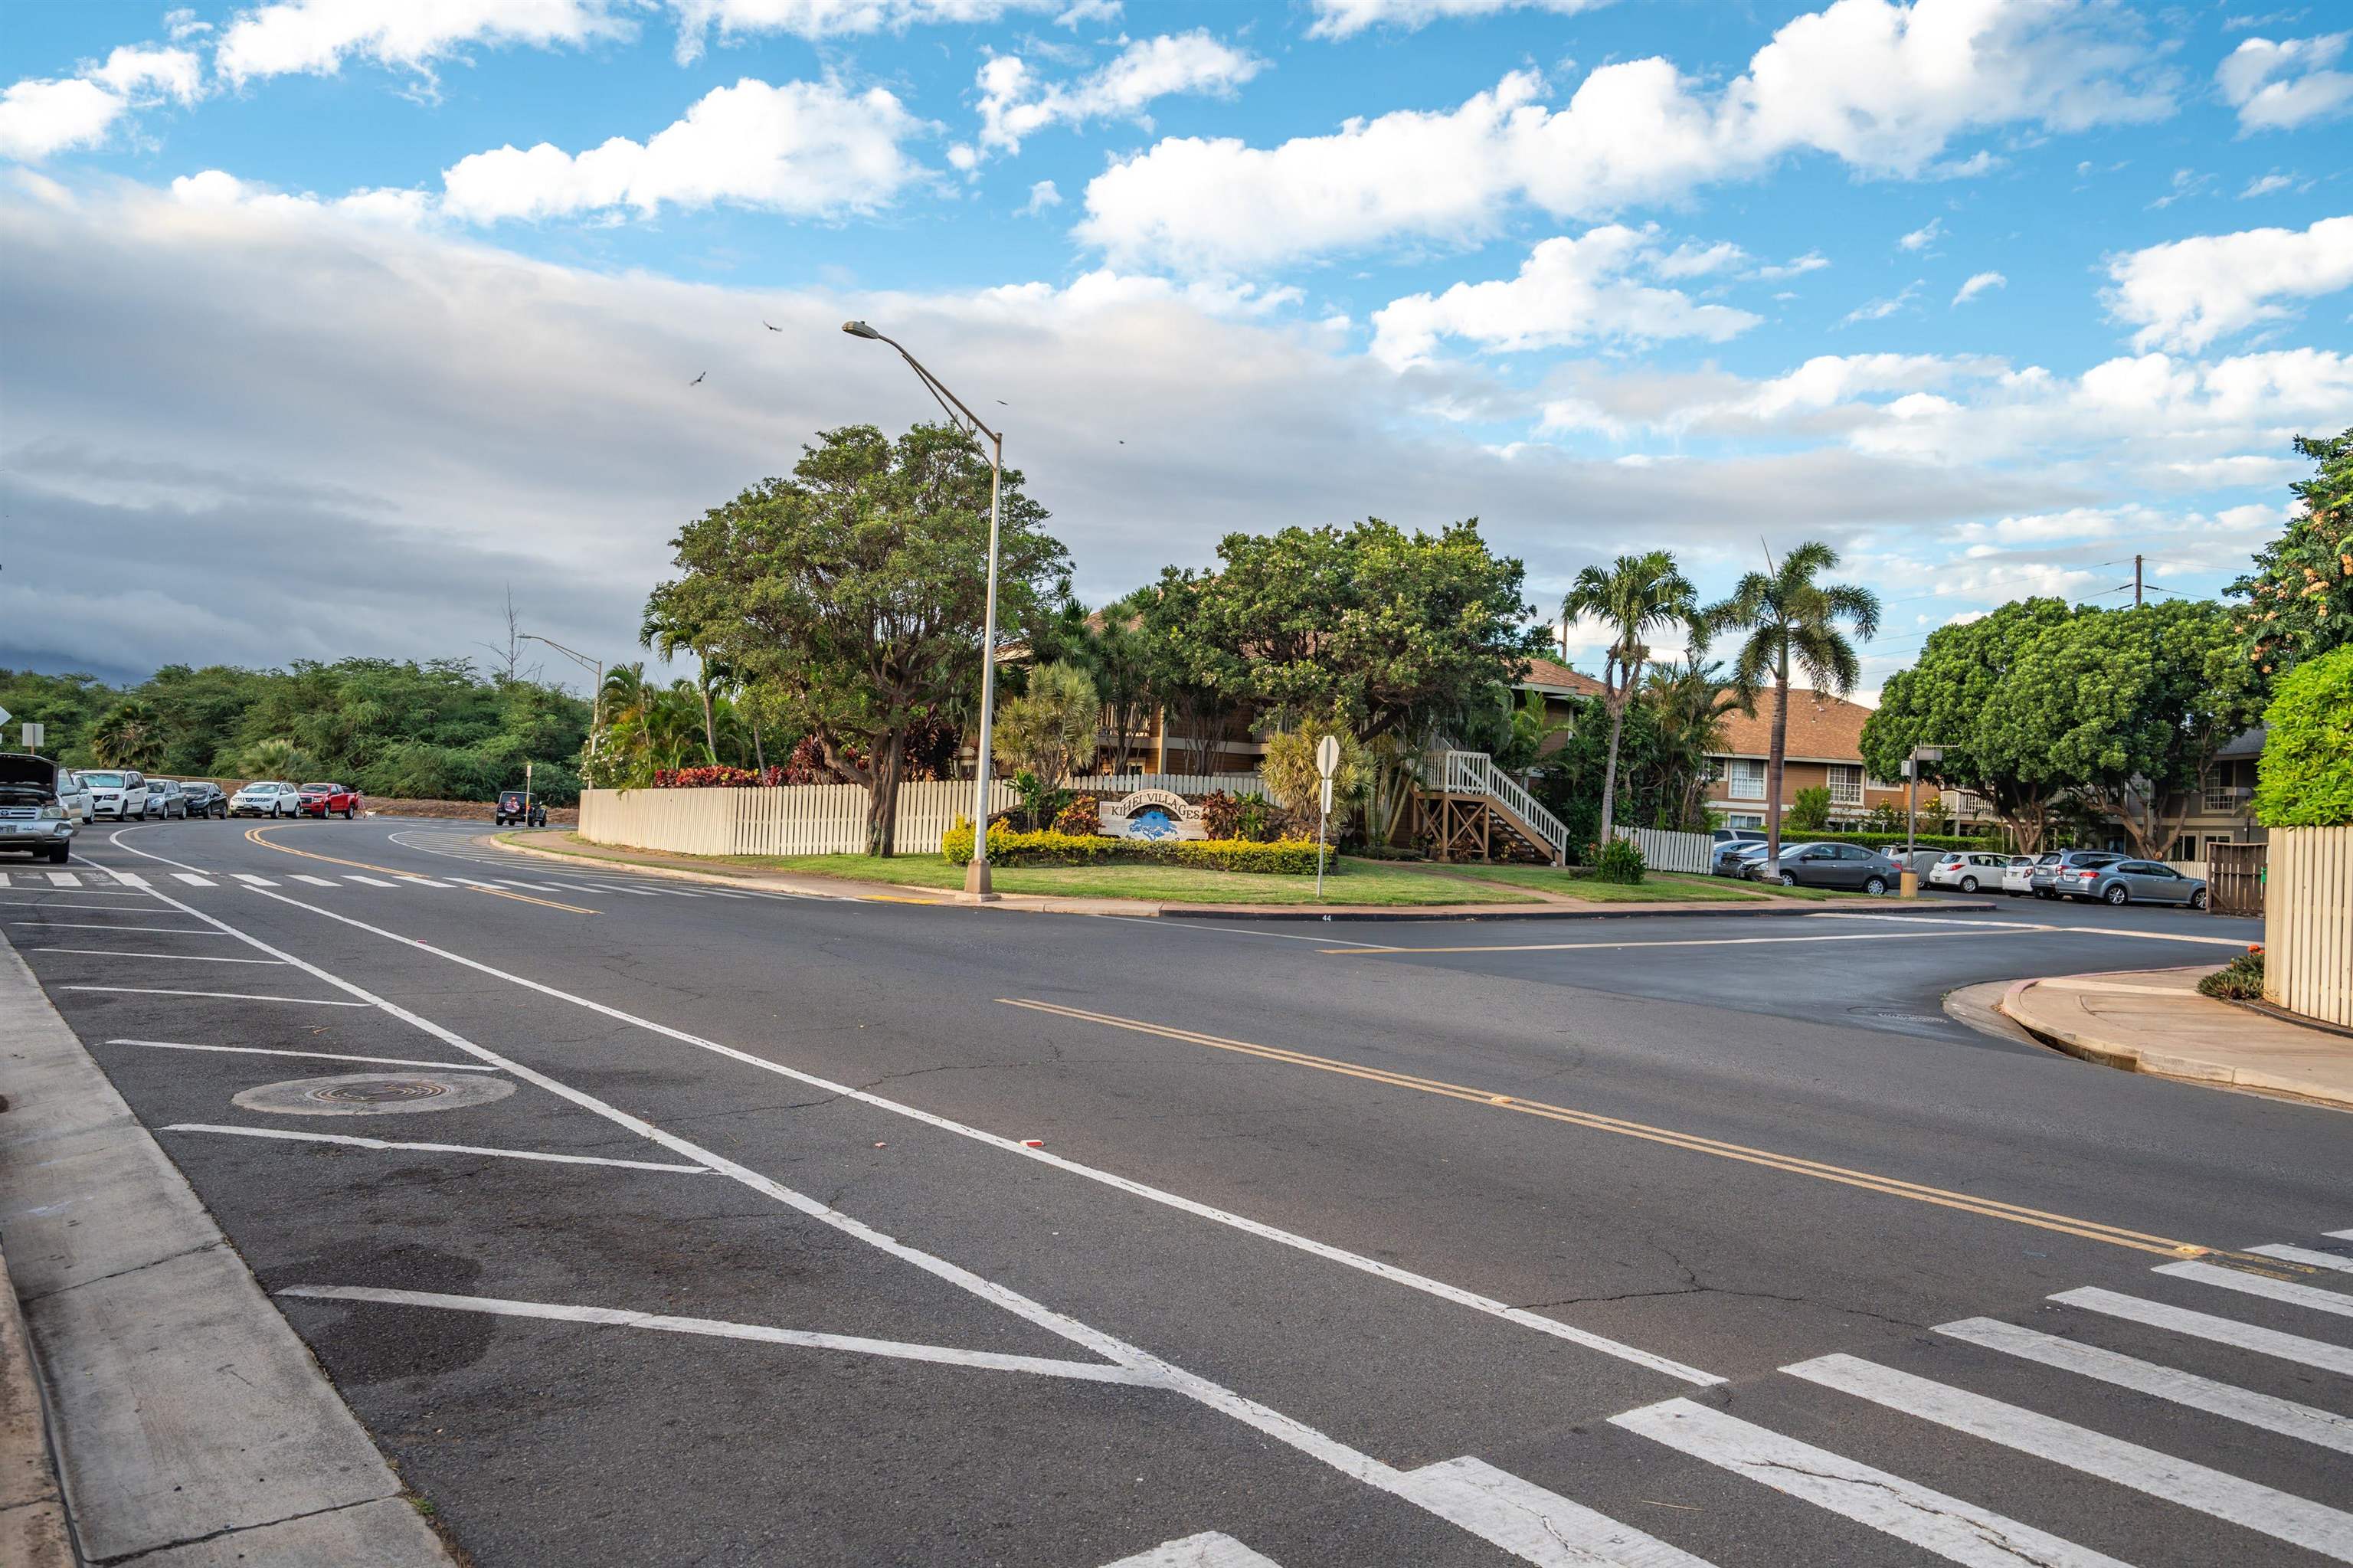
[[496, 789, 548, 827], [179, 781, 227, 819], [2054, 858, 2210, 908], [144, 778, 188, 820], [2028, 849, 2126, 899], [57, 770, 92, 825], [1999, 855, 2037, 896], [1926, 850, 2011, 892], [80, 769, 149, 821], [0, 754, 77, 864], [297, 781, 361, 819], [1713, 839, 1775, 877], [1748, 840, 1901, 894], [229, 780, 302, 818]]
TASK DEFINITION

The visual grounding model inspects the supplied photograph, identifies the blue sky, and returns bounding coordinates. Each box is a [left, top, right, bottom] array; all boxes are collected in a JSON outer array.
[[2, 0, 2348, 692]]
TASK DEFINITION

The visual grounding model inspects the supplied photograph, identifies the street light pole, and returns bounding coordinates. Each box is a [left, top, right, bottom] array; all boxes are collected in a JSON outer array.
[[841, 320, 1006, 899], [518, 633, 607, 749]]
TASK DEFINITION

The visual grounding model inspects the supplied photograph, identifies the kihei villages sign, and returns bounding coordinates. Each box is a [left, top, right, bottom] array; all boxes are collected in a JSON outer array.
[[1099, 787, 1207, 841]]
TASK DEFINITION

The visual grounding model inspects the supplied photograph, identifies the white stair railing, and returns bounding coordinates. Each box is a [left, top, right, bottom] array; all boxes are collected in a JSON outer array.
[[1440, 750, 1571, 865]]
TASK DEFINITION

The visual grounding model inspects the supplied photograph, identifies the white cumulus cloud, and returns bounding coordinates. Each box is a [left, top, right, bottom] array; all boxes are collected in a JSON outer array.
[[2217, 33, 2353, 132], [2104, 215, 2353, 349], [1952, 270, 2006, 306], [669, 0, 1052, 58], [215, 0, 633, 83], [439, 77, 924, 223], [1307, 0, 1613, 38], [0, 46, 202, 163], [960, 31, 1261, 162]]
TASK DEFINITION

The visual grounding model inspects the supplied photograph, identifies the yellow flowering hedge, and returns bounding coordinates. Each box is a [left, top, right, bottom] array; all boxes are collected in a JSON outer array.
[[942, 820, 1329, 874]]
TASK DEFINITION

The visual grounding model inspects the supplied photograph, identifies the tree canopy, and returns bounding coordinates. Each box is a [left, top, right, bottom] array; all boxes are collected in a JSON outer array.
[[2232, 427, 2352, 675], [2254, 644, 2353, 828], [1561, 549, 1707, 846]]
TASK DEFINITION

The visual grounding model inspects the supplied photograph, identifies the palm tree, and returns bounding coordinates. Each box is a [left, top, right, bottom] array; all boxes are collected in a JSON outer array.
[[1643, 657, 1746, 829], [1707, 542, 1882, 862], [640, 607, 720, 765], [1561, 552, 1704, 849], [89, 701, 166, 771]]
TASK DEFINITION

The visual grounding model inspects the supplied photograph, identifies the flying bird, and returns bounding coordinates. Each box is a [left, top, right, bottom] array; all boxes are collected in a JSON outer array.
[[763, 320, 781, 332], [689, 372, 705, 386]]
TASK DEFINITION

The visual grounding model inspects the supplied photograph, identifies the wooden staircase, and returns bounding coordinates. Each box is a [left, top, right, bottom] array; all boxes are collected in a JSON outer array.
[[1409, 750, 1571, 867]]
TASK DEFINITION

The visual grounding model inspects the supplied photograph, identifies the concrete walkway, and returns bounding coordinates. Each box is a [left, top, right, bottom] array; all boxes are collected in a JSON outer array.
[[2002, 964, 2353, 1109]]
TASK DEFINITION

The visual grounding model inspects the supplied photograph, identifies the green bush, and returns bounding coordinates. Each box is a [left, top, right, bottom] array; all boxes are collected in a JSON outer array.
[[1785, 785, 1833, 833], [1051, 796, 1106, 835], [1593, 835, 1645, 884], [2197, 947, 2265, 1000], [2254, 644, 2353, 827], [1170, 837, 1327, 874], [941, 819, 1327, 874]]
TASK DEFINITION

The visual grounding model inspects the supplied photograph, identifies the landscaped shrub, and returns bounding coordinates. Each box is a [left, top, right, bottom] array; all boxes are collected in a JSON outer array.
[[651, 764, 779, 788], [941, 819, 1327, 874], [1197, 790, 1246, 839], [2198, 947, 2266, 1000], [1052, 796, 1107, 836], [1785, 785, 1834, 833], [1170, 837, 1327, 874], [2253, 644, 2353, 827], [1593, 835, 1645, 884]]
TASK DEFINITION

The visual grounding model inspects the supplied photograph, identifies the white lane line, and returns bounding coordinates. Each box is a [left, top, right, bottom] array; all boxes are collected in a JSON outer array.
[[1785, 1353, 2353, 1562], [110, 1039, 504, 1072], [1938, 1316, 2353, 1455], [445, 877, 501, 889], [658, 888, 705, 898], [2252, 1244, 2353, 1275], [396, 877, 452, 889], [344, 875, 398, 888], [704, 889, 748, 899], [168, 1123, 712, 1174], [2056, 1287, 2353, 1377], [277, 1285, 1152, 1383], [222, 884, 1721, 1387], [2156, 1259, 2353, 1321], [60, 985, 370, 1007], [232, 873, 279, 887], [1612, 1398, 2129, 1568], [1395, 1455, 1717, 1566], [169, 872, 216, 886], [1100, 915, 1400, 951], [1101, 1533, 1283, 1567], [289, 874, 340, 888], [31, 948, 285, 964], [142, 882, 1716, 1563], [13, 921, 228, 935], [46, 871, 83, 887], [1332, 928, 2045, 957], [0, 899, 163, 912]]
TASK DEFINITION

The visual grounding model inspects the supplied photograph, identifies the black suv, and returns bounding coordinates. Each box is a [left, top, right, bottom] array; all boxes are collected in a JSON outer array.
[[496, 790, 548, 827], [180, 781, 228, 818]]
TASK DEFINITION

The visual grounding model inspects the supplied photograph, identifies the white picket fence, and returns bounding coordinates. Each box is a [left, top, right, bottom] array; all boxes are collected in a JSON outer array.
[[2266, 825, 2352, 1028], [581, 771, 1261, 859], [1613, 824, 1715, 874]]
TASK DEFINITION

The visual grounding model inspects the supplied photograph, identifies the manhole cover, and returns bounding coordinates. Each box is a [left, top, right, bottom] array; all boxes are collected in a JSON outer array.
[[231, 1073, 515, 1117]]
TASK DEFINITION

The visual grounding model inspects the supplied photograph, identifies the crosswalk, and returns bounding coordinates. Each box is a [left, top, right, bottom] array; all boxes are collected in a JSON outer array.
[[385, 829, 840, 903], [1091, 1224, 2353, 1566], [2, 866, 794, 902]]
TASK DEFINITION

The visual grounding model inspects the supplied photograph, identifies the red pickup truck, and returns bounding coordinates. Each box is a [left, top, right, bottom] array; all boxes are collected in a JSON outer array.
[[296, 781, 361, 819]]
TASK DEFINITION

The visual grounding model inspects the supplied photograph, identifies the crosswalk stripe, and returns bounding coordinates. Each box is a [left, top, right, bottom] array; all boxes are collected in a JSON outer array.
[[2252, 1243, 2353, 1275], [2157, 1259, 2353, 1321], [1395, 1455, 1717, 1566], [170, 872, 215, 886], [48, 872, 83, 886], [397, 877, 452, 888], [1099, 1533, 1282, 1567], [2057, 1286, 2353, 1377], [1937, 1316, 2353, 1455], [446, 876, 499, 888], [344, 875, 398, 887], [660, 888, 705, 897], [112, 871, 150, 887], [290, 874, 339, 887], [232, 873, 278, 886], [1612, 1398, 2127, 1567], [1785, 1353, 2353, 1561]]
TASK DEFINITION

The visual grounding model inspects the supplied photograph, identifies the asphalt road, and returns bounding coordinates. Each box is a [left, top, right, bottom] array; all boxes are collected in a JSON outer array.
[[5, 817, 2346, 1568]]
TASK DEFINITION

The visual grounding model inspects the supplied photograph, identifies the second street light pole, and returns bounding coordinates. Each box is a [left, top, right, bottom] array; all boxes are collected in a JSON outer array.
[[842, 319, 1005, 899]]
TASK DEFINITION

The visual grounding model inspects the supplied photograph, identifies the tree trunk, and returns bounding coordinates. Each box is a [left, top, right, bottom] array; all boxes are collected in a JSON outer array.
[[751, 723, 765, 772], [864, 728, 906, 857], [1765, 659, 1789, 863], [1597, 698, 1627, 851], [698, 682, 718, 766]]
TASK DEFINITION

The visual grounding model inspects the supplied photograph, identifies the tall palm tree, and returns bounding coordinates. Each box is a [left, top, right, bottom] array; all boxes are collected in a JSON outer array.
[[1707, 541, 1882, 861], [1643, 656, 1746, 829], [89, 701, 166, 771], [1561, 551, 1704, 849]]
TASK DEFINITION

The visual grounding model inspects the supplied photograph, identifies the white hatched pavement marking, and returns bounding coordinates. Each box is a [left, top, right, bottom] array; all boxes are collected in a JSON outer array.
[[2333, 1229, 2353, 1242], [47, 871, 83, 887], [1101, 1533, 1282, 1567], [290, 874, 339, 887], [2157, 1259, 2353, 1321], [277, 1286, 1154, 1383], [112, 1039, 502, 1071], [169, 872, 215, 885], [1786, 1353, 2353, 1561], [111, 871, 150, 886], [2056, 1287, 2353, 1377], [396, 877, 451, 888], [61, 984, 369, 1007], [1612, 1398, 2130, 1568], [32, 948, 284, 964], [1395, 1456, 1716, 1566], [1937, 1316, 2353, 1455], [232, 873, 279, 886], [344, 874, 398, 888], [14, 921, 229, 935], [2253, 1243, 2353, 1275], [133, 879, 1724, 1563], [169, 1123, 712, 1174]]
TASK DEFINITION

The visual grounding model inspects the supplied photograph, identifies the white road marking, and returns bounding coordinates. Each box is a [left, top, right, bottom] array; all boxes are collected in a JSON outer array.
[[46, 871, 83, 887], [2251, 1243, 2353, 1275], [0, 899, 161, 912], [111, 1039, 503, 1072], [1937, 1316, 2353, 1455], [60, 984, 370, 1007], [2056, 1286, 2353, 1376], [1395, 1455, 1717, 1566], [134, 881, 1718, 1563], [277, 1285, 1155, 1383], [2332, 1229, 2353, 1241], [290, 874, 340, 887], [1101, 1533, 1283, 1567], [2156, 1259, 2353, 1321], [232, 873, 279, 886], [1098, 915, 1396, 950], [1331, 928, 2044, 957], [1785, 1353, 2353, 1561], [658, 888, 705, 897], [168, 1123, 712, 1174], [1612, 1397, 2129, 1568], [704, 889, 748, 899], [110, 871, 150, 887], [396, 877, 452, 888], [13, 921, 227, 935], [344, 875, 398, 888], [169, 872, 216, 886], [31, 948, 284, 964]]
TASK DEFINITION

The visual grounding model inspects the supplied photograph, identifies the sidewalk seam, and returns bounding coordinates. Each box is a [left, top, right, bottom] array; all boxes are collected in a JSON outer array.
[[92, 1494, 407, 1568]]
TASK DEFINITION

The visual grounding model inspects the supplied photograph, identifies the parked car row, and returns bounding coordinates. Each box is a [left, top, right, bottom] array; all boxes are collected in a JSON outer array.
[[1707, 832, 2211, 909], [229, 780, 363, 818], [18, 768, 368, 826]]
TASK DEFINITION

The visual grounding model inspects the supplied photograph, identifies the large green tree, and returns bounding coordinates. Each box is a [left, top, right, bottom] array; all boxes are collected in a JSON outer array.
[[2232, 427, 2353, 675], [2253, 644, 2353, 828], [1560, 550, 1706, 848], [1707, 542, 1881, 859], [645, 424, 1067, 855], [1861, 597, 2080, 854]]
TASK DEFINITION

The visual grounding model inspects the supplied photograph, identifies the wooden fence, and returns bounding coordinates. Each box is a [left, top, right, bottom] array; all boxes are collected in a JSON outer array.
[[1612, 825, 1715, 874], [2209, 842, 2267, 918], [2264, 826, 2351, 1028]]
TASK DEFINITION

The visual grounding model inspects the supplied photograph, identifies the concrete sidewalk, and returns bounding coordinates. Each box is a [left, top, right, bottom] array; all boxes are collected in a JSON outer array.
[[2002, 964, 2353, 1109], [0, 939, 453, 1566]]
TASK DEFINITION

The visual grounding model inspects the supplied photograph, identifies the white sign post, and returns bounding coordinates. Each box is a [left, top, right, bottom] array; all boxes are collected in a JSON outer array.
[[1314, 734, 1340, 899], [21, 722, 44, 752]]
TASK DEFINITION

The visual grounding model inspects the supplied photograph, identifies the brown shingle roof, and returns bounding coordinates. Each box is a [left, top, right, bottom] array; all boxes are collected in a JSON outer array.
[[1515, 656, 1607, 698], [1713, 689, 1870, 764]]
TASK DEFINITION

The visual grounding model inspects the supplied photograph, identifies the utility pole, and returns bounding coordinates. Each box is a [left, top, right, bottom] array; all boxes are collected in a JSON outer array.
[[2134, 555, 2143, 608]]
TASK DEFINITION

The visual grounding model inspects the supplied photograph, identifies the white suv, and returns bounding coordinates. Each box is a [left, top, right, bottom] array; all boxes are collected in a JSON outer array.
[[230, 781, 302, 818], [80, 769, 151, 821]]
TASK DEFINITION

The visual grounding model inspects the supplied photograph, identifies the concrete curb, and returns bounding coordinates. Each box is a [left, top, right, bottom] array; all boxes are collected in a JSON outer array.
[[488, 834, 1999, 922], [0, 939, 455, 1566], [1999, 974, 2353, 1110], [0, 1239, 71, 1567]]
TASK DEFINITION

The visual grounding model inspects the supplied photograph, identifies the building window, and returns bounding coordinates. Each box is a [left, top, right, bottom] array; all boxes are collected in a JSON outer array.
[[1828, 764, 1864, 807], [1722, 813, 1764, 829], [1725, 758, 1766, 800], [2169, 836, 2197, 863], [2201, 774, 2240, 813]]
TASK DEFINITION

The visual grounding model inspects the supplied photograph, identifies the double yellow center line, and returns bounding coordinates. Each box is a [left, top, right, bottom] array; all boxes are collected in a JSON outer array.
[[1003, 997, 2279, 1264], [245, 826, 597, 915]]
